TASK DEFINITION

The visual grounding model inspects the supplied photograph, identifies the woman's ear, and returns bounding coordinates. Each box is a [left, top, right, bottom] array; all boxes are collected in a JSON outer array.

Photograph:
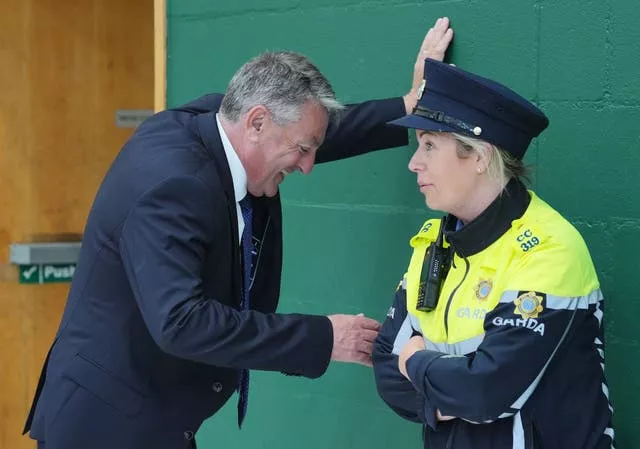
[[476, 143, 493, 174]]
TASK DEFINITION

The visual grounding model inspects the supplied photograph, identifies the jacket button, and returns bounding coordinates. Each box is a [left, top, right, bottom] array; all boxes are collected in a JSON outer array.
[[212, 382, 223, 393], [184, 431, 194, 440]]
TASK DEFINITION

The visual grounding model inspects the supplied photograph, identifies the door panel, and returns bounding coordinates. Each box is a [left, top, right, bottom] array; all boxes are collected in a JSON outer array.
[[0, 1, 153, 447]]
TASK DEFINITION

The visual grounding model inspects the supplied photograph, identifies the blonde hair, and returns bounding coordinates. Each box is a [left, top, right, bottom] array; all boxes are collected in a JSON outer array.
[[451, 132, 530, 188]]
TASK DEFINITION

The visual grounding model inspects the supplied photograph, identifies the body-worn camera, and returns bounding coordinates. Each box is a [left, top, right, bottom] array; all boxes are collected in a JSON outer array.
[[416, 224, 451, 312]]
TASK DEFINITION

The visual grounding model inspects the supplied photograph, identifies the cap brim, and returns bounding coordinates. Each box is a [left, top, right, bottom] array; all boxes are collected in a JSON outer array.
[[387, 114, 459, 133]]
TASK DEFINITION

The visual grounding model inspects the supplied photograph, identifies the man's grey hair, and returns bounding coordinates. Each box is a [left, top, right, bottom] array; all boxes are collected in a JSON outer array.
[[220, 51, 344, 126]]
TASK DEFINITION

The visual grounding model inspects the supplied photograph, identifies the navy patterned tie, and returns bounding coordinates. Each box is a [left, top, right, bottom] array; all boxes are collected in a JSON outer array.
[[238, 195, 254, 428]]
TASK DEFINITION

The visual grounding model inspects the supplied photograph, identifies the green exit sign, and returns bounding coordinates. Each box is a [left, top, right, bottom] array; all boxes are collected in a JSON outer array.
[[19, 264, 76, 284]]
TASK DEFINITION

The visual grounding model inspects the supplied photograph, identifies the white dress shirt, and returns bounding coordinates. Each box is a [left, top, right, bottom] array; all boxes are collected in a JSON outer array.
[[215, 113, 248, 244]]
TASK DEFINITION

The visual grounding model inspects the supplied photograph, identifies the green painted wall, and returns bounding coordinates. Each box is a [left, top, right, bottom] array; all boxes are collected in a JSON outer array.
[[166, 1, 640, 447]]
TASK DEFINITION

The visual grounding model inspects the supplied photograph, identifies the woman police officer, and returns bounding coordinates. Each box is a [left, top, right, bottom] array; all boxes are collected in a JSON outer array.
[[371, 58, 615, 449]]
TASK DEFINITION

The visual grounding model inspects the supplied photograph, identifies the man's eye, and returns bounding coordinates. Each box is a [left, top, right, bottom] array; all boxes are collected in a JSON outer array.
[[424, 142, 434, 151], [298, 146, 309, 154]]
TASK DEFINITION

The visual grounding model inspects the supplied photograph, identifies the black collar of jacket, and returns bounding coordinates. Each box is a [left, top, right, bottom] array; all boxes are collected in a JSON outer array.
[[442, 178, 531, 258]]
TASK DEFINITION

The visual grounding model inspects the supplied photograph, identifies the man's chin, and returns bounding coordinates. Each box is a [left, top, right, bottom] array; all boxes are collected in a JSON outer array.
[[264, 175, 286, 197], [262, 189, 278, 198], [263, 185, 280, 197], [247, 185, 279, 198], [247, 177, 282, 198]]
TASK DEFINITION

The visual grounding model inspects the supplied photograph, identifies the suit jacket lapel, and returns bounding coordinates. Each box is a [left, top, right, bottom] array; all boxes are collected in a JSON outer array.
[[194, 109, 243, 305]]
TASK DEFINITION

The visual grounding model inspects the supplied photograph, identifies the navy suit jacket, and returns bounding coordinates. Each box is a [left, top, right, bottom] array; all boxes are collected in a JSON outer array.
[[24, 94, 408, 449]]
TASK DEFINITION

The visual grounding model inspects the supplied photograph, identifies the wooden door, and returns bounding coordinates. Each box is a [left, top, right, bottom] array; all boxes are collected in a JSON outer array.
[[0, 0, 154, 446]]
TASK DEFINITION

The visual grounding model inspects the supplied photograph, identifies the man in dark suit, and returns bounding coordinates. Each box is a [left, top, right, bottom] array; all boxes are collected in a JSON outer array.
[[23, 18, 453, 449]]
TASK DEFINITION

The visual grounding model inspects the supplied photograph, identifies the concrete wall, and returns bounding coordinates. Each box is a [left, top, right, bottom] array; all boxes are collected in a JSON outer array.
[[167, 1, 640, 446]]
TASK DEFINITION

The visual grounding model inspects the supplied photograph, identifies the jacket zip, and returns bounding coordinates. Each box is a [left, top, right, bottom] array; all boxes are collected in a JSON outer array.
[[443, 255, 470, 337]]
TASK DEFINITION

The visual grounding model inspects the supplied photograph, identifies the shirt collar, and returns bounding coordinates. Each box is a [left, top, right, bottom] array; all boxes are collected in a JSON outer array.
[[216, 113, 247, 202]]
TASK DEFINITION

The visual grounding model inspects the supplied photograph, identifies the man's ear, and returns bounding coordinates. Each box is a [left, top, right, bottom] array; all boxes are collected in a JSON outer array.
[[244, 105, 268, 143]]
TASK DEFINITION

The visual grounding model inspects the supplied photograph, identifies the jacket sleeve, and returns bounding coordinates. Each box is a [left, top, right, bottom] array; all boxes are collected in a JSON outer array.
[[406, 276, 599, 423], [316, 97, 408, 163], [372, 278, 430, 424], [119, 175, 333, 378]]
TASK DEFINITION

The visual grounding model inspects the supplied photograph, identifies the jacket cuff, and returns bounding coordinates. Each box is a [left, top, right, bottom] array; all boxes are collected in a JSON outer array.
[[282, 314, 333, 379], [416, 392, 439, 430], [406, 350, 444, 396], [376, 97, 410, 146]]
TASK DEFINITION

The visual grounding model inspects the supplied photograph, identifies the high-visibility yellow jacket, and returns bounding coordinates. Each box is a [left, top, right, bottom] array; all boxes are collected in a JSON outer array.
[[373, 179, 614, 449]]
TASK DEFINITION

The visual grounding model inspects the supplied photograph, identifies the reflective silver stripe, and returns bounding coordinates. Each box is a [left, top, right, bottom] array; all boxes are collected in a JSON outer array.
[[402, 312, 484, 355], [499, 289, 603, 310], [512, 412, 525, 449], [605, 427, 615, 446], [602, 383, 610, 401], [409, 314, 422, 334], [457, 334, 484, 355], [499, 290, 518, 303], [593, 302, 615, 448], [423, 334, 485, 356], [509, 309, 577, 411], [545, 289, 603, 310], [424, 338, 447, 353], [594, 292, 604, 325], [391, 302, 426, 355], [392, 315, 413, 356], [459, 411, 488, 423]]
